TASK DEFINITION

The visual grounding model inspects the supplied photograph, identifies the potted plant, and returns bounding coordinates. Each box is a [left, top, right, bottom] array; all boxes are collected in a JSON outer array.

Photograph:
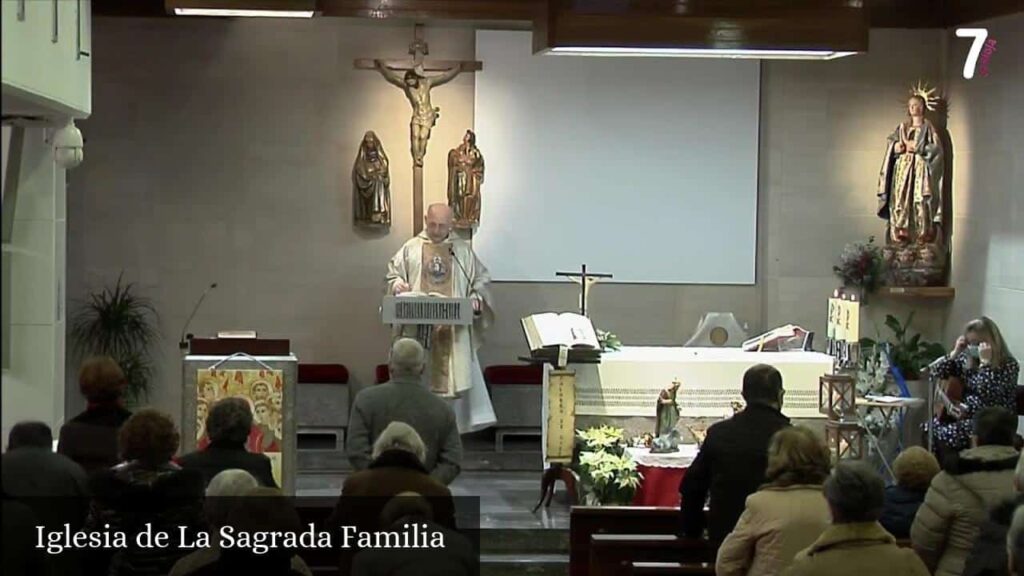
[[860, 311, 945, 383], [833, 236, 886, 299], [574, 425, 643, 506], [596, 329, 622, 352], [70, 274, 159, 403]]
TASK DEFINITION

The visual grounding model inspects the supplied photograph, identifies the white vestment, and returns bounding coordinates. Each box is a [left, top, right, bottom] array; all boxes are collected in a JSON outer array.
[[385, 232, 497, 433]]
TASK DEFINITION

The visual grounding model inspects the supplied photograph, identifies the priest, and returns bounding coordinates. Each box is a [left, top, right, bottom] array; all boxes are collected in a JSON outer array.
[[385, 203, 496, 433]]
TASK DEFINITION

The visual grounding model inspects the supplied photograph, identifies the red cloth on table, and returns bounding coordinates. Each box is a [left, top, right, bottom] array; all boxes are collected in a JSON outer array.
[[632, 465, 687, 507]]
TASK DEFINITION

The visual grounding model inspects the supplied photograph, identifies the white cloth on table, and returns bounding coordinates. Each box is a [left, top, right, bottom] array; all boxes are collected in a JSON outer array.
[[625, 445, 699, 469]]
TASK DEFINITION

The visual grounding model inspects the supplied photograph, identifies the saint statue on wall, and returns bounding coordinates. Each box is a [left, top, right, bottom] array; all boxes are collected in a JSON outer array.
[[447, 130, 485, 228], [875, 83, 949, 286], [353, 131, 391, 227]]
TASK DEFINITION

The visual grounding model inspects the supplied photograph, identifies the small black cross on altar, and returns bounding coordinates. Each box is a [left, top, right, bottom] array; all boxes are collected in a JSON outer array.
[[556, 264, 613, 317]]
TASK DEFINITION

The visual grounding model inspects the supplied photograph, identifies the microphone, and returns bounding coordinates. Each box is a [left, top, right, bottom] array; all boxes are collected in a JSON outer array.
[[448, 244, 480, 317], [179, 282, 218, 351]]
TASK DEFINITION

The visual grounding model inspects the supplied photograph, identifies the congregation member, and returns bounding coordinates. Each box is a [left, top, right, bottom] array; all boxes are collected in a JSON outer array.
[[188, 487, 308, 576], [170, 469, 313, 576], [879, 446, 941, 538], [350, 492, 476, 576], [178, 397, 277, 487], [912, 406, 1021, 576], [58, 356, 134, 474], [332, 421, 455, 529], [715, 426, 831, 576], [2, 422, 89, 576], [960, 452, 1024, 576], [86, 409, 205, 576], [2, 493, 46, 576], [1010, 505, 1024, 576], [680, 364, 791, 543], [929, 316, 1019, 457], [347, 338, 463, 485], [782, 461, 929, 576]]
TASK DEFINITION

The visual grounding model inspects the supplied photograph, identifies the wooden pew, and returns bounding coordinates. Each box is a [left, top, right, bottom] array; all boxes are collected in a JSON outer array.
[[630, 562, 715, 575], [570, 506, 682, 576], [589, 534, 715, 576]]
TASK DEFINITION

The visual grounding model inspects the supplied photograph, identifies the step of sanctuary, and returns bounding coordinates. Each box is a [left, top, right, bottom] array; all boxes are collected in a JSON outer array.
[[297, 431, 543, 473], [297, 470, 571, 576]]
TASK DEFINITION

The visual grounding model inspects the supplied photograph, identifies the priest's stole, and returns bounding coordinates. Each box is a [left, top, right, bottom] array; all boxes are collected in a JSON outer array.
[[417, 243, 456, 396], [566, 347, 830, 419]]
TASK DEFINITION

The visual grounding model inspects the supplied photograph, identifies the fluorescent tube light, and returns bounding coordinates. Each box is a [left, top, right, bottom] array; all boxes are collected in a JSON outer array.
[[173, 8, 314, 17], [547, 47, 857, 60]]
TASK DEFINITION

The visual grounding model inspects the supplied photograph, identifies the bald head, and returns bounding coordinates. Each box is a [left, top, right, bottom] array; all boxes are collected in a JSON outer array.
[[424, 204, 453, 243], [389, 338, 426, 378]]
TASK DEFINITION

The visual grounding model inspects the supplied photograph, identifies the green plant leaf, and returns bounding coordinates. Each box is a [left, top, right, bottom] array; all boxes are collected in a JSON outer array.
[[70, 272, 159, 402], [908, 333, 921, 351], [884, 314, 902, 338]]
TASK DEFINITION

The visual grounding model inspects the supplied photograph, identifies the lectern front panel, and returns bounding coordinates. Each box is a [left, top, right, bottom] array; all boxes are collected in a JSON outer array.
[[182, 354, 298, 494]]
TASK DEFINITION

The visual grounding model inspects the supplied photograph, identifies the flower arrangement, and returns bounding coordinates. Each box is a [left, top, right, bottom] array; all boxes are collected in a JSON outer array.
[[597, 329, 622, 352], [574, 425, 642, 505], [833, 236, 886, 294]]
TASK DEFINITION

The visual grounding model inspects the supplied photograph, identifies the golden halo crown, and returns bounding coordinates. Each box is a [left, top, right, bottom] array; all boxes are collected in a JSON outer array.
[[910, 81, 941, 111]]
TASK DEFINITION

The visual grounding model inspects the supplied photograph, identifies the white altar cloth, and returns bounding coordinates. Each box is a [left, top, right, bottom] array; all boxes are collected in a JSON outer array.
[[625, 445, 700, 468], [547, 346, 832, 420]]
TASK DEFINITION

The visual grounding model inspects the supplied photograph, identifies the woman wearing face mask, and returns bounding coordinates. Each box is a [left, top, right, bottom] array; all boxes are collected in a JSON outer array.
[[929, 316, 1019, 455]]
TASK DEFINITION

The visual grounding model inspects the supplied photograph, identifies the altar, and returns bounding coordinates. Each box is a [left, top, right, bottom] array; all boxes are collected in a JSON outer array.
[[542, 346, 832, 463]]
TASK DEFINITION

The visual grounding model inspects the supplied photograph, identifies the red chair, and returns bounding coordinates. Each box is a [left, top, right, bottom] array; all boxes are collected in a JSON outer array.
[[375, 364, 390, 384], [297, 364, 349, 384]]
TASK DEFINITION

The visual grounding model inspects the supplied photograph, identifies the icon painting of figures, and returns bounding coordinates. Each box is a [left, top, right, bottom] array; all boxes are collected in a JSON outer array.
[[196, 368, 284, 486]]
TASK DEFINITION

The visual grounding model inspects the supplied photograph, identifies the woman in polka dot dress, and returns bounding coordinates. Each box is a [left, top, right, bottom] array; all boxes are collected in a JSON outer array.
[[929, 316, 1019, 455]]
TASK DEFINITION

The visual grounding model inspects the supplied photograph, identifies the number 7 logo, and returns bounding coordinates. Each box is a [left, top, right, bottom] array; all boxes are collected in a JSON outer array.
[[956, 28, 989, 79]]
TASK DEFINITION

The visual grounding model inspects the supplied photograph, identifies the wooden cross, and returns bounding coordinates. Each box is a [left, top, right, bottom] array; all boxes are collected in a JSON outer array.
[[556, 264, 613, 317], [355, 24, 482, 235]]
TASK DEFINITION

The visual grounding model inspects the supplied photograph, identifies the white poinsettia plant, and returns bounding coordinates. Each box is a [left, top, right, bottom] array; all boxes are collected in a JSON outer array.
[[574, 425, 643, 506]]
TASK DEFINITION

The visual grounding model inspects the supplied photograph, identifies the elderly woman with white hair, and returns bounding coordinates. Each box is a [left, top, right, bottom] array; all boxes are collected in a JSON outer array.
[[330, 421, 456, 534], [169, 470, 313, 576]]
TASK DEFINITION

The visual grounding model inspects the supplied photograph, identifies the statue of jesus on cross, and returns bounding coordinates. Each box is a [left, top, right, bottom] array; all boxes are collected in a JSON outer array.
[[374, 61, 467, 167], [355, 25, 482, 234]]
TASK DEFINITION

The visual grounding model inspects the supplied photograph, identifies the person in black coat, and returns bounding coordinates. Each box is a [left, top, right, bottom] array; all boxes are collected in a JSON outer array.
[[58, 356, 133, 474], [679, 364, 791, 544], [2, 422, 90, 576], [86, 410, 206, 576], [880, 446, 941, 538], [178, 397, 277, 488], [2, 495, 46, 576]]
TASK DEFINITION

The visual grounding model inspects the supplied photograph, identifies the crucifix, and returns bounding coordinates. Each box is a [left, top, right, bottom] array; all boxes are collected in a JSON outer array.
[[556, 264, 613, 317], [355, 24, 482, 235]]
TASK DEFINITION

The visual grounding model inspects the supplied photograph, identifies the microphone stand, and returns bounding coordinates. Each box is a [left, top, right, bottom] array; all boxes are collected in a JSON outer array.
[[179, 283, 217, 428], [179, 283, 218, 351], [448, 244, 480, 319]]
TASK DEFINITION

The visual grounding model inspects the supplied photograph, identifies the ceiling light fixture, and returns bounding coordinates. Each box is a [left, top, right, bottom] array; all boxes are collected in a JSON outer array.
[[172, 8, 313, 17], [546, 47, 857, 60]]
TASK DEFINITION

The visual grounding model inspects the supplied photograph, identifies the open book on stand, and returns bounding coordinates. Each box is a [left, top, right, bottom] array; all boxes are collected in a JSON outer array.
[[742, 324, 811, 352], [521, 312, 602, 363]]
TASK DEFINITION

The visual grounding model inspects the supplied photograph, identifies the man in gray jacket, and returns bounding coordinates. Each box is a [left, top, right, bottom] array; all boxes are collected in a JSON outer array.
[[346, 338, 463, 484]]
